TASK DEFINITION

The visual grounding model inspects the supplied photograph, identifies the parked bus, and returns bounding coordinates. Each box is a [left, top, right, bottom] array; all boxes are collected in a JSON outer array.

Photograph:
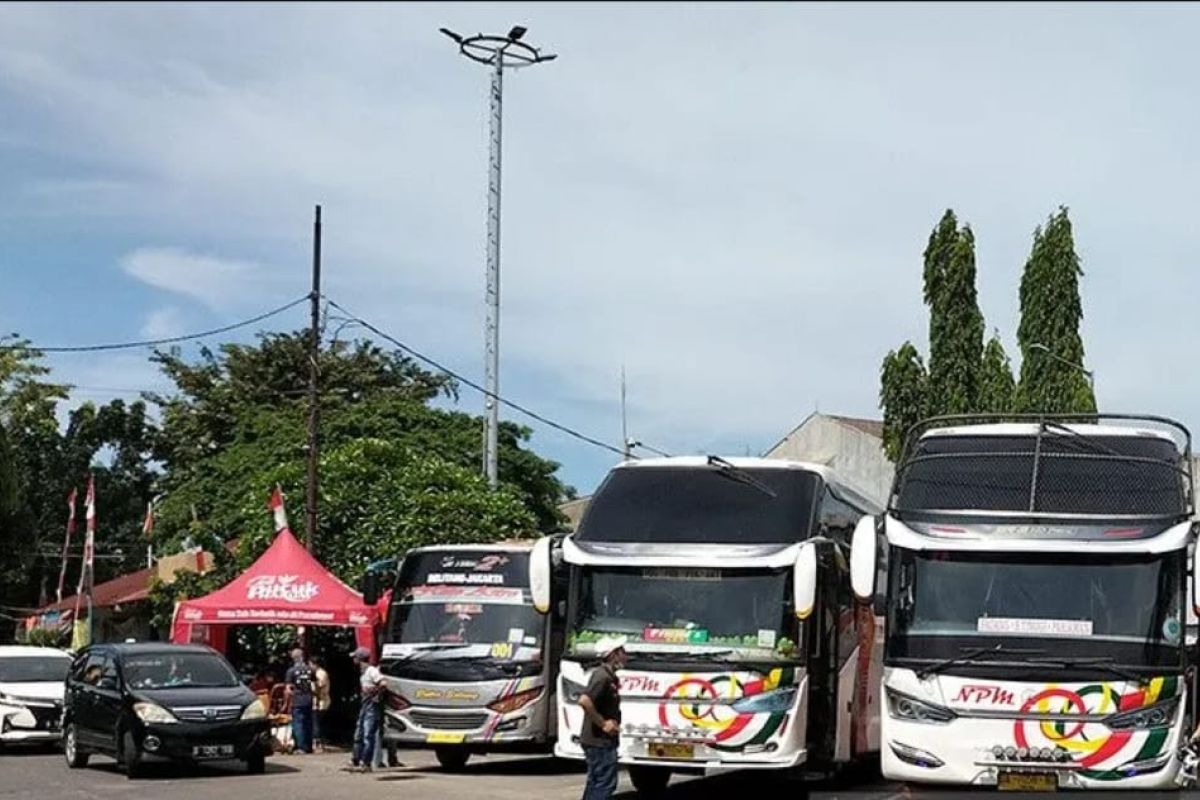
[[365, 542, 567, 770], [849, 414, 1197, 790], [528, 456, 884, 794]]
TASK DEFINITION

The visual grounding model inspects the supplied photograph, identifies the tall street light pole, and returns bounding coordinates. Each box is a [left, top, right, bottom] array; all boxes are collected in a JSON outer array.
[[1029, 342, 1095, 391], [441, 25, 556, 487]]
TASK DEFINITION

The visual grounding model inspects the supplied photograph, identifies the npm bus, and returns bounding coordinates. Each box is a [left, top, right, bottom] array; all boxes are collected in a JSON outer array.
[[848, 414, 1198, 791], [528, 456, 884, 795], [365, 543, 566, 770]]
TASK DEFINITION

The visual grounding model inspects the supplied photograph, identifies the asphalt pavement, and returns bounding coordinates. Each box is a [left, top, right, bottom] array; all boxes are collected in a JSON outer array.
[[0, 744, 908, 800]]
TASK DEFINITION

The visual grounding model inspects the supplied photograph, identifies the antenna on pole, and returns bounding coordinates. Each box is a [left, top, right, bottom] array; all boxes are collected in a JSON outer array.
[[621, 365, 629, 460]]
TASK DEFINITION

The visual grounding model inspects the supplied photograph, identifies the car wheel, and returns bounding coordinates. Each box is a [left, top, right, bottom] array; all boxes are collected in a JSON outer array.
[[123, 732, 145, 779], [434, 746, 470, 771], [246, 753, 266, 774], [63, 724, 90, 768]]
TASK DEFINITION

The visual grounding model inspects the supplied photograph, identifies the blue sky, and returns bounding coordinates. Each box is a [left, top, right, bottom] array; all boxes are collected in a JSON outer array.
[[4, 3, 1200, 494]]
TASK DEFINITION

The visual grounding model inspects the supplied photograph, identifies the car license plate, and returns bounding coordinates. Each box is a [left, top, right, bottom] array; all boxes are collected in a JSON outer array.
[[426, 732, 466, 744], [998, 771, 1057, 791], [192, 744, 235, 760], [647, 742, 694, 760]]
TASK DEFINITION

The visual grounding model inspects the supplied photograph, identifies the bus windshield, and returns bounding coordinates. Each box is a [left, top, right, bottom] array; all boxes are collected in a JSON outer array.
[[569, 566, 800, 663], [887, 550, 1184, 669], [576, 466, 820, 544], [894, 433, 1186, 517]]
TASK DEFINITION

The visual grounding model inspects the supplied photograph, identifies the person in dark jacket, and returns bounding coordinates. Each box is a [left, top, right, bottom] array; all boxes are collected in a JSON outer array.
[[578, 636, 627, 800]]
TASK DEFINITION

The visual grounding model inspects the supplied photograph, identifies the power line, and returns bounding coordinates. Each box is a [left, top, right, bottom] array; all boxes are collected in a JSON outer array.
[[0, 296, 311, 354], [326, 299, 669, 460]]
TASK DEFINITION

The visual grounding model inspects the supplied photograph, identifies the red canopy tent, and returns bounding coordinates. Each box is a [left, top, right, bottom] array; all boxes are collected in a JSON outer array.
[[170, 527, 381, 656]]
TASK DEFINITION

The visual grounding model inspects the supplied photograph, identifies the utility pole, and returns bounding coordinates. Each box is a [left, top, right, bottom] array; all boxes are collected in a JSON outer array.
[[621, 366, 629, 460], [441, 25, 557, 487], [306, 205, 322, 550]]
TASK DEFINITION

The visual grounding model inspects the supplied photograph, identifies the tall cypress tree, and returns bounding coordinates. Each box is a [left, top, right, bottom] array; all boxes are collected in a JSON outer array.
[[1015, 207, 1096, 413], [880, 342, 928, 462], [924, 210, 985, 415], [978, 332, 1016, 413]]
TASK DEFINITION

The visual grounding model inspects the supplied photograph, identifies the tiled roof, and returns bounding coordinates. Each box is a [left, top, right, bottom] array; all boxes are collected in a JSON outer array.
[[827, 415, 885, 439], [36, 567, 154, 614]]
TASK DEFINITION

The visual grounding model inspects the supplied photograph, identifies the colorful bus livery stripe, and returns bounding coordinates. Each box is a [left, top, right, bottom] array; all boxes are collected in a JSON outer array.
[[1012, 676, 1179, 781], [655, 667, 797, 751]]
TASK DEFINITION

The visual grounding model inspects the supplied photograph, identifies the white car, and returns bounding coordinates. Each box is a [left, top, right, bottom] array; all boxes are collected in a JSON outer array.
[[0, 646, 72, 748]]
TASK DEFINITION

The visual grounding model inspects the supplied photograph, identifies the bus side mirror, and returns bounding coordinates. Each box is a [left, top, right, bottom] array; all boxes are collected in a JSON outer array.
[[850, 515, 877, 603], [362, 572, 380, 606], [1192, 543, 1200, 616], [793, 542, 818, 620], [531, 536, 553, 615]]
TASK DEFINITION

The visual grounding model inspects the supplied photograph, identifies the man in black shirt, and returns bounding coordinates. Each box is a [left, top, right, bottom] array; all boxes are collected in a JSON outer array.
[[285, 648, 317, 754], [578, 636, 627, 800]]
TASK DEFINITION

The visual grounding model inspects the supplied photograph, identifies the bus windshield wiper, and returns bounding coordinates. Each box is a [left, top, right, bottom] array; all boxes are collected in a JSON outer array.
[[707, 456, 777, 499], [396, 644, 475, 662], [916, 644, 1044, 679], [1025, 656, 1144, 684]]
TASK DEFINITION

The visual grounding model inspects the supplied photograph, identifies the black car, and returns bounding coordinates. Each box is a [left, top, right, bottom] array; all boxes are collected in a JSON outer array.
[[62, 643, 271, 778]]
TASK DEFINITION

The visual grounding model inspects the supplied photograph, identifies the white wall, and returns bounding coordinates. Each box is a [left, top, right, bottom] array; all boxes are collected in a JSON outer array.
[[765, 415, 893, 508]]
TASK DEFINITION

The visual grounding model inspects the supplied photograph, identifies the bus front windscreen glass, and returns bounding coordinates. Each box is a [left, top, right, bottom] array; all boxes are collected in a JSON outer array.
[[570, 566, 799, 662], [895, 434, 1186, 516], [888, 550, 1184, 668], [387, 549, 541, 660], [576, 467, 819, 544]]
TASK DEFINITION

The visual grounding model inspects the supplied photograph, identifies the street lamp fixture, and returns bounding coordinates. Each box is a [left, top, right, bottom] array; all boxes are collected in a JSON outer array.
[[1029, 342, 1095, 390], [441, 25, 556, 487]]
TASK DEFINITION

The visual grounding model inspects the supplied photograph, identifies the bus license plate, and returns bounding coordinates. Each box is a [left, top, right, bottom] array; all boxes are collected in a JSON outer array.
[[647, 742, 694, 760], [426, 732, 466, 744], [998, 771, 1056, 791]]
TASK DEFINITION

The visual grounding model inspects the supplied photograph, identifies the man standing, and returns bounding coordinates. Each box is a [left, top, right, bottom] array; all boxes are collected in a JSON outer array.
[[311, 655, 331, 754], [578, 636, 627, 800], [349, 646, 386, 772], [285, 648, 317, 754]]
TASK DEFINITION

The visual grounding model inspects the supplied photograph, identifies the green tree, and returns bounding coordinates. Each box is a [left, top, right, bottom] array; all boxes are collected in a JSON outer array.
[[978, 332, 1016, 413], [148, 438, 535, 628], [148, 331, 569, 538], [924, 210, 984, 415], [1015, 207, 1097, 413], [0, 341, 156, 610], [879, 342, 928, 462]]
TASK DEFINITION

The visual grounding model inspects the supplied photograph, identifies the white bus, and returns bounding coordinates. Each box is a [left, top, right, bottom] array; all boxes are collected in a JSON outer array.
[[849, 414, 1197, 790], [529, 456, 884, 794]]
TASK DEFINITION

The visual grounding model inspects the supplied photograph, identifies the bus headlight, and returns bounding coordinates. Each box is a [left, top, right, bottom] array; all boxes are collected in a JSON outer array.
[[731, 686, 797, 714], [488, 687, 543, 714], [885, 688, 956, 724], [1105, 697, 1179, 731]]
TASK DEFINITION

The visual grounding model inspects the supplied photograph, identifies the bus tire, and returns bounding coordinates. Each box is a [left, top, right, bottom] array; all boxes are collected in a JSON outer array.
[[435, 747, 470, 771], [629, 765, 671, 796]]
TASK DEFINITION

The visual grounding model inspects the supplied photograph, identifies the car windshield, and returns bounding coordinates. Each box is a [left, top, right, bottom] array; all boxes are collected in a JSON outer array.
[[570, 566, 799, 662], [122, 653, 240, 689], [894, 433, 1186, 517], [888, 550, 1184, 668], [576, 466, 819, 544], [0, 655, 70, 683]]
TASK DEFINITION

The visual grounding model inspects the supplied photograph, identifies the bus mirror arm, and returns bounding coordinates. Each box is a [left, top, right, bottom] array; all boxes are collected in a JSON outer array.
[[793, 542, 818, 620], [849, 515, 877, 603], [531, 536, 554, 615], [1192, 542, 1200, 616]]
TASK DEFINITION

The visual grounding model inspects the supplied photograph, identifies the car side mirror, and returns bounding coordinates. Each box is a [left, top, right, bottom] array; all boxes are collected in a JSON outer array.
[[793, 542, 818, 620], [530, 536, 553, 614], [850, 515, 878, 603]]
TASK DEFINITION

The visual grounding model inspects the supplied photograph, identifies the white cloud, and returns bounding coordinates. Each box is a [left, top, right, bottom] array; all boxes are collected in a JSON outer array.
[[121, 248, 263, 310], [140, 306, 186, 340]]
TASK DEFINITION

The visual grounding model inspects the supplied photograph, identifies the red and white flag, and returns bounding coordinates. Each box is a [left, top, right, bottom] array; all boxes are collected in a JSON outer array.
[[268, 485, 289, 532], [76, 474, 95, 596], [142, 500, 155, 539], [56, 487, 77, 603]]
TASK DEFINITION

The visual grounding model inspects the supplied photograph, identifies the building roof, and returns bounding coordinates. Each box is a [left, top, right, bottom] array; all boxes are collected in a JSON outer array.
[[36, 566, 156, 615], [826, 415, 885, 439]]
